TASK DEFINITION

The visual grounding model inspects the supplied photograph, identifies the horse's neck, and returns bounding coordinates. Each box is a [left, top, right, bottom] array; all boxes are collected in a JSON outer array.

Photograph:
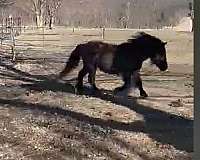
[[137, 50, 150, 62], [136, 43, 154, 62]]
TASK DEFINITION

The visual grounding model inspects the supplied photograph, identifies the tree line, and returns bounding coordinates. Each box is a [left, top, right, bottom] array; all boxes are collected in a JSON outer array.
[[0, 0, 193, 29]]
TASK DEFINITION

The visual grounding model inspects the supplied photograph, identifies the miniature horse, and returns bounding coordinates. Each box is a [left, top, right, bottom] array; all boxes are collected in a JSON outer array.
[[59, 32, 168, 97]]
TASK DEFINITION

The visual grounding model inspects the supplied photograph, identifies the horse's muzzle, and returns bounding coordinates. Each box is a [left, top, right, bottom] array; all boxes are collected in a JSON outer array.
[[159, 64, 168, 71]]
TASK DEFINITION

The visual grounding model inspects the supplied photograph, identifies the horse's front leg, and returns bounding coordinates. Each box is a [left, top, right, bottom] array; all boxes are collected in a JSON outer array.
[[76, 67, 88, 89], [88, 66, 99, 91], [134, 71, 148, 97], [114, 72, 132, 95]]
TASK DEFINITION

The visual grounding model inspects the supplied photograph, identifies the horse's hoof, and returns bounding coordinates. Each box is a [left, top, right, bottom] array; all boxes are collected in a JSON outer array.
[[93, 86, 99, 91], [74, 84, 84, 93], [92, 89, 101, 96], [75, 88, 84, 95], [140, 91, 148, 98], [75, 83, 83, 89]]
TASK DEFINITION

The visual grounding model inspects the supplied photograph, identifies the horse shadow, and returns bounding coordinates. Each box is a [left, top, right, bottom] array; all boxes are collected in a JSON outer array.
[[20, 77, 193, 153], [0, 51, 193, 153]]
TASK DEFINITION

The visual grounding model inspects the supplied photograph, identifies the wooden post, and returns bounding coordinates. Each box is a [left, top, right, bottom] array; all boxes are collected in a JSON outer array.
[[102, 27, 105, 40], [42, 26, 45, 48], [1, 20, 3, 46], [18, 17, 22, 34], [6, 18, 8, 33], [10, 26, 16, 62], [11, 45, 16, 62]]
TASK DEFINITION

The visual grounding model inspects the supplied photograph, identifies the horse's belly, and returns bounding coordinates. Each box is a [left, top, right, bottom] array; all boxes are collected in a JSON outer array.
[[98, 53, 115, 73]]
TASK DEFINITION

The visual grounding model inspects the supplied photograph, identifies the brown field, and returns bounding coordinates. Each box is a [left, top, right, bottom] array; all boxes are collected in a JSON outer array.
[[0, 27, 193, 160]]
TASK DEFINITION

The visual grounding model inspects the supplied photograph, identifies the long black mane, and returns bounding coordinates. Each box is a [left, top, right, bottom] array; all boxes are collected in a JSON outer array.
[[112, 32, 166, 73], [127, 32, 164, 46]]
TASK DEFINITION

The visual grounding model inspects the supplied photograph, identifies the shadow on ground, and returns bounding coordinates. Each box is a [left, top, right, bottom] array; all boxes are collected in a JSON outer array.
[[0, 60, 193, 153]]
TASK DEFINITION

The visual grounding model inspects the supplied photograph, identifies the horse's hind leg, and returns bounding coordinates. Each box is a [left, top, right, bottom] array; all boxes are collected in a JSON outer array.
[[76, 67, 88, 89], [134, 72, 148, 97], [88, 66, 98, 90]]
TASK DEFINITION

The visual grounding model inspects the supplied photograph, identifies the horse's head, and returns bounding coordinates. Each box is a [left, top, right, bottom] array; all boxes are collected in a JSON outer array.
[[150, 41, 168, 71], [128, 32, 168, 71]]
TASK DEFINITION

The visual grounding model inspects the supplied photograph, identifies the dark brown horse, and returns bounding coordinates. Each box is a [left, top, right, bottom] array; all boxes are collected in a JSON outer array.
[[59, 32, 168, 97]]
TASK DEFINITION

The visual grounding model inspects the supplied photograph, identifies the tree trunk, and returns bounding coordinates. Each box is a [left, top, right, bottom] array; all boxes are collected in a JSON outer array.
[[35, 5, 45, 28], [36, 12, 43, 27], [49, 15, 54, 29]]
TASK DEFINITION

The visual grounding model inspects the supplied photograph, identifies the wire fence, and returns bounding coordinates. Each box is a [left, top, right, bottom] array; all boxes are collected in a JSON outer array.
[[0, 16, 24, 61], [4, 26, 105, 63], [1, 22, 181, 64]]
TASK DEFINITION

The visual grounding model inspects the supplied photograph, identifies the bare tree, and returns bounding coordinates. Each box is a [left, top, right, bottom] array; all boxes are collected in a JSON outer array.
[[0, 0, 15, 17], [117, 1, 135, 28], [188, 1, 193, 32], [125, 1, 131, 28], [118, 3, 127, 28], [1, 0, 192, 29], [29, 0, 46, 27], [45, 0, 61, 29], [0, 0, 14, 7]]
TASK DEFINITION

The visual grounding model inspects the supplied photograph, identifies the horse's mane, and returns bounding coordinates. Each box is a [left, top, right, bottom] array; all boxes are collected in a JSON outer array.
[[128, 32, 163, 45]]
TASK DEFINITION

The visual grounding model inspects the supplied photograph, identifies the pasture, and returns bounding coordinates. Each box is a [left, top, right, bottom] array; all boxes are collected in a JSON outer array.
[[0, 27, 193, 160]]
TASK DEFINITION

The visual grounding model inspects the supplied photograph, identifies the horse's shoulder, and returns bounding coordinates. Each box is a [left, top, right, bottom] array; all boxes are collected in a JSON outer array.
[[117, 42, 132, 49], [86, 41, 103, 47]]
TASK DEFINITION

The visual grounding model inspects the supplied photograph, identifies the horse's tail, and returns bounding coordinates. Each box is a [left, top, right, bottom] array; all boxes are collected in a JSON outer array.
[[58, 44, 82, 78]]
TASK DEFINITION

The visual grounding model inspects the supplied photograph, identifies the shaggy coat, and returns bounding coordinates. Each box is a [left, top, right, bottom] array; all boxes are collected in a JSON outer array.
[[59, 32, 168, 97]]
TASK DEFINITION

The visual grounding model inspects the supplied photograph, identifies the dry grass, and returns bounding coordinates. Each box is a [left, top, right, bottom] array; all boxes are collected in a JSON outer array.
[[0, 27, 193, 160]]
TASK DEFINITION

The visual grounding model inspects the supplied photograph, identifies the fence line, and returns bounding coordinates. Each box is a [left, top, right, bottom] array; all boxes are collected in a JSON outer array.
[[3, 25, 186, 63], [0, 17, 23, 62]]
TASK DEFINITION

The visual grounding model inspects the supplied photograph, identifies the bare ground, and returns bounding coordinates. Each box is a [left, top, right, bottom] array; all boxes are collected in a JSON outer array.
[[0, 28, 193, 160]]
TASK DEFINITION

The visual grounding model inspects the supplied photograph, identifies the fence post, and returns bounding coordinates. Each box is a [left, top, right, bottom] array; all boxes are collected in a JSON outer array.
[[5, 18, 8, 33], [1, 21, 3, 46], [1, 16, 23, 62], [102, 27, 105, 40], [10, 26, 16, 62], [11, 45, 16, 62], [42, 26, 45, 49], [18, 17, 22, 34]]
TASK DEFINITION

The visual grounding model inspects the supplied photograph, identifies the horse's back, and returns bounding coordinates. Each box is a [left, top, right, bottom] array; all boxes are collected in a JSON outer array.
[[79, 41, 118, 73]]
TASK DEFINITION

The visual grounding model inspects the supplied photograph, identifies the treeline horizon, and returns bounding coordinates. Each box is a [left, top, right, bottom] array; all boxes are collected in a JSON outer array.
[[0, 0, 193, 29]]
